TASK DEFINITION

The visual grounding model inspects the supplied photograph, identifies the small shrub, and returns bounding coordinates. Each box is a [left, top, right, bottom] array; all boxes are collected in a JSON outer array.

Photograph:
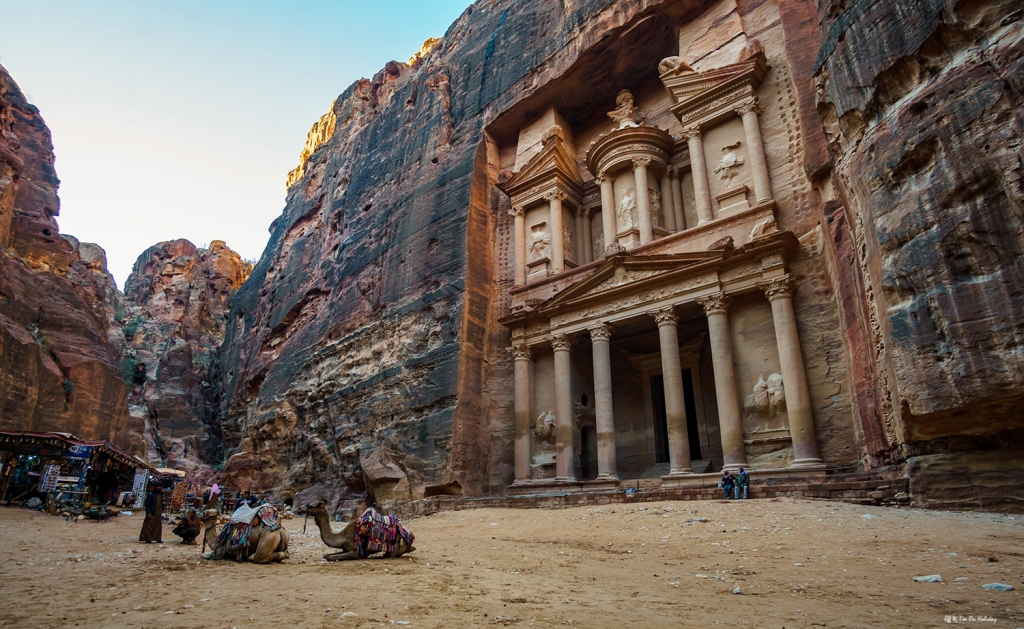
[[63, 380, 75, 395], [120, 357, 139, 385], [36, 335, 54, 355], [113, 308, 125, 323]]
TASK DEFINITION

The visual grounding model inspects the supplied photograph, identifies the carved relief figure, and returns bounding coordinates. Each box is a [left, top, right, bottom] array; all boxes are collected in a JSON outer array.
[[616, 189, 637, 230], [714, 141, 745, 186], [563, 226, 572, 256], [528, 223, 550, 261], [752, 373, 786, 418], [535, 410, 555, 441], [607, 90, 642, 128], [595, 232, 604, 255], [649, 187, 662, 227]]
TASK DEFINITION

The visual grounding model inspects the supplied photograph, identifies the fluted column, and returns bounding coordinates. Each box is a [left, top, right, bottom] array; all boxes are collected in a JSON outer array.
[[697, 292, 747, 469], [633, 157, 654, 245], [683, 125, 713, 225], [669, 168, 685, 231], [737, 100, 772, 204], [650, 307, 693, 475], [510, 205, 526, 286], [551, 334, 576, 481], [510, 343, 532, 483], [659, 171, 676, 231], [761, 275, 823, 468], [581, 208, 592, 264], [588, 323, 618, 480], [546, 190, 566, 274], [597, 174, 622, 257]]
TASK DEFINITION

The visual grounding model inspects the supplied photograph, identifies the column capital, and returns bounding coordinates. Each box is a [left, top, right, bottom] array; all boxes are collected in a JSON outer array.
[[632, 156, 652, 170], [735, 98, 765, 117], [508, 343, 532, 361], [543, 189, 568, 202], [508, 205, 525, 218], [668, 166, 681, 179], [648, 306, 678, 327], [759, 274, 794, 302], [576, 206, 590, 218], [594, 175, 607, 186], [587, 323, 615, 342], [681, 124, 702, 141], [550, 334, 573, 352], [697, 291, 731, 316]]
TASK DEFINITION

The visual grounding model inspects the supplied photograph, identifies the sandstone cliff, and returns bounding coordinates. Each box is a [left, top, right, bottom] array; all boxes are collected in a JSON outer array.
[[121, 239, 251, 474], [813, 0, 1024, 509], [0, 64, 131, 447]]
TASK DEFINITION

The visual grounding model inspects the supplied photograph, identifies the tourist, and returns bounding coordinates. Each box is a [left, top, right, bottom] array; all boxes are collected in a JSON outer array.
[[139, 482, 164, 543], [736, 467, 750, 499], [172, 507, 202, 544], [721, 470, 735, 500]]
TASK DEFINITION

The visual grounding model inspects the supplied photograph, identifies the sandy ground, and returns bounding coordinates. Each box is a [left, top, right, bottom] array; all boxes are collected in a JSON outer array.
[[0, 498, 1021, 628]]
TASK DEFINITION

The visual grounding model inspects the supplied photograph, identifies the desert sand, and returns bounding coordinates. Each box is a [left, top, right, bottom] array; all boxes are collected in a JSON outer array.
[[0, 498, 1021, 628]]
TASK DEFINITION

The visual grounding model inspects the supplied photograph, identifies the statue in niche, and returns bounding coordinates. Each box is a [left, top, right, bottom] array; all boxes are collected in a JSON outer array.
[[563, 226, 573, 256], [595, 232, 604, 255], [607, 90, 643, 128], [616, 189, 637, 230], [649, 187, 662, 227], [714, 140, 746, 186], [542, 124, 565, 146], [528, 223, 550, 261], [535, 410, 556, 442], [752, 373, 786, 418], [658, 56, 693, 76]]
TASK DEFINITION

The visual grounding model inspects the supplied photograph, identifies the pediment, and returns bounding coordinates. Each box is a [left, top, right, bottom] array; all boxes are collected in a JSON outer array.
[[540, 251, 720, 312], [661, 51, 768, 123], [500, 135, 584, 197]]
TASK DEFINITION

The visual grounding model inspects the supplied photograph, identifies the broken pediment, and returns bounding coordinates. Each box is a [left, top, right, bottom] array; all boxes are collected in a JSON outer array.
[[660, 50, 768, 129]]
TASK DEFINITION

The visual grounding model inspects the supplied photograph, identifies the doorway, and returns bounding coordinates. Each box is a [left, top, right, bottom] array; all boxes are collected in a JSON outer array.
[[580, 425, 598, 480], [682, 369, 702, 460], [650, 375, 670, 463]]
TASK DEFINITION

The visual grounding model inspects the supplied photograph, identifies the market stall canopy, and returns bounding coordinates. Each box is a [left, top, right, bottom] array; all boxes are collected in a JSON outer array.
[[154, 468, 186, 478], [0, 432, 151, 471]]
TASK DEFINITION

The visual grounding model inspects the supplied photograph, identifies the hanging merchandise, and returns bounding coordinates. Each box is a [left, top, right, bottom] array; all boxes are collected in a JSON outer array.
[[131, 469, 147, 508], [39, 463, 61, 492]]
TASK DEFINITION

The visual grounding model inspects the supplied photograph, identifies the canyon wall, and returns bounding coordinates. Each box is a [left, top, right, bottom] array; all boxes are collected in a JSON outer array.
[[121, 239, 251, 475], [0, 64, 131, 448], [813, 0, 1024, 509]]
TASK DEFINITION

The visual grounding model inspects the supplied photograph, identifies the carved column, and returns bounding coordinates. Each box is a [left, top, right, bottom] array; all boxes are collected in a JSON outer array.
[[510, 205, 526, 286], [509, 343, 532, 483], [573, 207, 585, 264], [633, 157, 654, 245], [737, 100, 772, 203], [683, 125, 713, 224], [761, 276, 824, 468], [597, 174, 621, 257], [588, 323, 618, 480], [545, 190, 566, 274], [650, 307, 692, 475], [669, 168, 685, 231], [581, 208, 592, 264], [659, 171, 676, 231], [697, 292, 747, 469], [551, 334, 576, 481]]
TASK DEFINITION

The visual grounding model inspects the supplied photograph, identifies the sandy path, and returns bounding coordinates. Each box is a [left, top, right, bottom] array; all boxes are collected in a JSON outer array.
[[0, 498, 1021, 628]]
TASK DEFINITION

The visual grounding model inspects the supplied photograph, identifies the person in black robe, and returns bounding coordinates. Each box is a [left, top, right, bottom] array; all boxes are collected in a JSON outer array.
[[139, 484, 164, 543]]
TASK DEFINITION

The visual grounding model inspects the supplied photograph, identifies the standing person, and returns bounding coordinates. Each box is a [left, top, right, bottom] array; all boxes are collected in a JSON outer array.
[[736, 467, 750, 499], [234, 490, 253, 511], [721, 470, 735, 500], [139, 482, 164, 543], [203, 484, 221, 510]]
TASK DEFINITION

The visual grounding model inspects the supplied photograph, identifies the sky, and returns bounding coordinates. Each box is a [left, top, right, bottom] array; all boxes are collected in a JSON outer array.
[[0, 0, 470, 287]]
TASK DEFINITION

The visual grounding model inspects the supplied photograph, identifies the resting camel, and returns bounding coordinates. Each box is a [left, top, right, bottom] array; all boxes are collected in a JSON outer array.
[[306, 500, 415, 561], [200, 508, 290, 564]]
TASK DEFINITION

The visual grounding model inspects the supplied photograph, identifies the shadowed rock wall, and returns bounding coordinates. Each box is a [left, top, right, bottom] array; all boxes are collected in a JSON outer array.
[[813, 0, 1024, 509], [0, 64, 130, 447]]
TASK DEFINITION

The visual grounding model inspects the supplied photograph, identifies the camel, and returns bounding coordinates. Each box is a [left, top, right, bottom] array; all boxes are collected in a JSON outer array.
[[200, 508, 290, 564], [305, 500, 415, 561]]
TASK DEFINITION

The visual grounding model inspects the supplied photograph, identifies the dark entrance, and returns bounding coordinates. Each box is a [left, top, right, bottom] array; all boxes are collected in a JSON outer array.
[[651, 371, 702, 463], [650, 375, 670, 463], [580, 425, 597, 480], [682, 369, 702, 460]]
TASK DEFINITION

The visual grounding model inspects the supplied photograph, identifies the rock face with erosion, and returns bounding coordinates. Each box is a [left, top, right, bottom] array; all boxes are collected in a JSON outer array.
[[0, 64, 130, 447], [121, 239, 251, 474], [813, 0, 1024, 510]]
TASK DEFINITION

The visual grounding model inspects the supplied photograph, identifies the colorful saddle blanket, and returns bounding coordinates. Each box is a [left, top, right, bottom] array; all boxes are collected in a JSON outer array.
[[210, 504, 281, 559], [354, 508, 414, 557]]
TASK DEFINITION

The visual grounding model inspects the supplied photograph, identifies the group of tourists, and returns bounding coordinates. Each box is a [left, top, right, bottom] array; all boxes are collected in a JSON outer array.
[[720, 467, 750, 500]]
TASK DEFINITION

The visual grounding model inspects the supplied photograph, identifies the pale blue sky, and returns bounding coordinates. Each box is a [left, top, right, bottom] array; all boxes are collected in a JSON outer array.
[[0, 0, 470, 286]]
